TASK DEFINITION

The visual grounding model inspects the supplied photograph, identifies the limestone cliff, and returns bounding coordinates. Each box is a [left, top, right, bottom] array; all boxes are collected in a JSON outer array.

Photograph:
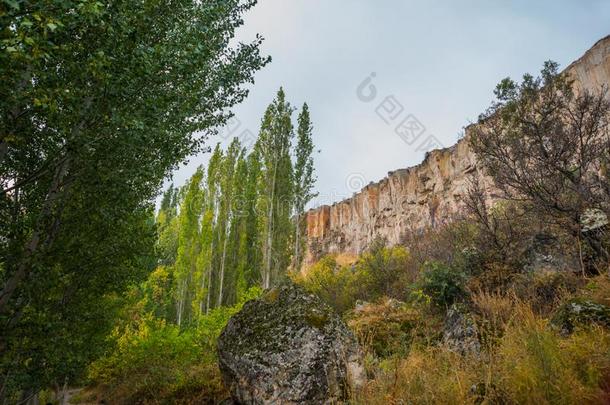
[[304, 35, 610, 266]]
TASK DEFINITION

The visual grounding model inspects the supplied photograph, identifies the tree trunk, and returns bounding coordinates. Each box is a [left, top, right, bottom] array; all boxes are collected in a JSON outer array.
[[294, 212, 301, 270], [217, 215, 231, 307], [199, 263, 207, 316], [263, 157, 278, 289]]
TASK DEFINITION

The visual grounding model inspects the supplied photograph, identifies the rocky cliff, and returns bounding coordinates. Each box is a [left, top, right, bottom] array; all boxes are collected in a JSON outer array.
[[304, 35, 610, 266]]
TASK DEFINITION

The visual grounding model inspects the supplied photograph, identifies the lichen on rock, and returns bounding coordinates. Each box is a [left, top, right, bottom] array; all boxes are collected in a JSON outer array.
[[443, 304, 481, 356], [551, 299, 610, 336], [217, 282, 365, 404]]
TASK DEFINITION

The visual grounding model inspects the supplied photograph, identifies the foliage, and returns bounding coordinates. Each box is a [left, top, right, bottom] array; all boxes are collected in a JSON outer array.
[[355, 239, 412, 299], [551, 299, 610, 335], [511, 270, 581, 315], [146, 89, 317, 328], [498, 306, 610, 404], [0, 0, 269, 397], [257, 88, 296, 288], [292, 103, 318, 269], [83, 87, 317, 402], [88, 287, 261, 404], [296, 256, 364, 314], [297, 242, 412, 314], [471, 61, 610, 273], [347, 298, 420, 358], [470, 290, 515, 345], [413, 261, 468, 309], [355, 302, 610, 405]]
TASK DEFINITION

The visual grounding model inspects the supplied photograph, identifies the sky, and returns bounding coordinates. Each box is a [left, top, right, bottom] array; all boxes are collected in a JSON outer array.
[[166, 0, 610, 209]]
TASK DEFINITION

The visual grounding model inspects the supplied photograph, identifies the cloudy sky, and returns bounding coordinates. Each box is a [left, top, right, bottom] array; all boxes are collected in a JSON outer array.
[[167, 0, 610, 209]]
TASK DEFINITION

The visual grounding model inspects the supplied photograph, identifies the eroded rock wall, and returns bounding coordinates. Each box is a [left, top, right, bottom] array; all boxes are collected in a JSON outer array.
[[304, 35, 610, 266]]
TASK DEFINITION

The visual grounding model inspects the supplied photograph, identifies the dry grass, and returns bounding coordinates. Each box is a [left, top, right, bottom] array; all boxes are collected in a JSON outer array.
[[354, 347, 482, 405], [347, 298, 420, 358], [354, 301, 610, 405], [580, 275, 610, 307]]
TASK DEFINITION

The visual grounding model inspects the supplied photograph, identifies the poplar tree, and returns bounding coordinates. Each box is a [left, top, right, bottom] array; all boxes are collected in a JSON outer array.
[[240, 149, 263, 288], [204, 145, 223, 313], [216, 138, 241, 307], [174, 167, 203, 326], [292, 104, 317, 269], [0, 0, 268, 395], [257, 88, 294, 288]]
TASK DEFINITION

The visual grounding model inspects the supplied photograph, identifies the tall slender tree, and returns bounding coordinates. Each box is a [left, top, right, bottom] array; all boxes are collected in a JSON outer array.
[[257, 88, 294, 288], [174, 167, 204, 326], [204, 145, 223, 313], [216, 138, 241, 307], [292, 103, 318, 269]]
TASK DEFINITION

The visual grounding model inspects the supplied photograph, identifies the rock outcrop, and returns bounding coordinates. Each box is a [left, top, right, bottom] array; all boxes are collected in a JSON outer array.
[[551, 299, 610, 336], [304, 36, 610, 266], [217, 283, 365, 404], [443, 304, 481, 356]]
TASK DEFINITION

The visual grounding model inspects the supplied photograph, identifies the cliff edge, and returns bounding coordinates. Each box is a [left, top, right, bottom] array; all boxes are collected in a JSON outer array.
[[304, 36, 610, 267]]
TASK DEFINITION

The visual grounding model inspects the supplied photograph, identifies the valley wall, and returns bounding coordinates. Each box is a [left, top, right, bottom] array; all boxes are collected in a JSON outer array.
[[304, 35, 610, 266]]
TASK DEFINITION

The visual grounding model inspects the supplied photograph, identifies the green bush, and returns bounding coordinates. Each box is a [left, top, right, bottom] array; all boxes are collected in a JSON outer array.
[[413, 261, 468, 309], [296, 256, 364, 313], [298, 242, 412, 314], [87, 287, 261, 404], [355, 239, 412, 300]]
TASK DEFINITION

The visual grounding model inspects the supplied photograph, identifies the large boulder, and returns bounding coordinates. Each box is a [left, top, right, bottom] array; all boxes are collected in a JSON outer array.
[[217, 283, 365, 404]]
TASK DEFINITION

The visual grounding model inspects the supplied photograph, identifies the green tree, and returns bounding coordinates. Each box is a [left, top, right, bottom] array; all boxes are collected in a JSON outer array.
[[292, 103, 318, 269], [216, 138, 241, 307], [203, 144, 224, 314], [174, 167, 204, 326], [157, 185, 180, 266], [0, 0, 268, 397], [238, 149, 263, 292], [257, 88, 294, 288]]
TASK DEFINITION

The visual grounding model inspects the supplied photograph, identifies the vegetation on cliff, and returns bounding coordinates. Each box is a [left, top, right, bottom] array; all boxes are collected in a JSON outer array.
[[295, 62, 610, 404]]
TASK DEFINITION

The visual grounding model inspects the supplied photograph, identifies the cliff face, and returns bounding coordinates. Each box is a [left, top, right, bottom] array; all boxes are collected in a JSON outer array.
[[304, 35, 610, 266]]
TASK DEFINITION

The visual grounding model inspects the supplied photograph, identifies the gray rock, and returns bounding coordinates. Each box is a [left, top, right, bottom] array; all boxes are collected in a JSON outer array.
[[217, 283, 365, 405], [443, 304, 480, 356], [551, 299, 610, 336], [523, 233, 578, 273], [581, 208, 609, 233]]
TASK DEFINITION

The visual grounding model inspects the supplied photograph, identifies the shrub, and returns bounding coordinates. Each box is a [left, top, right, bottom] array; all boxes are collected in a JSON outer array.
[[498, 305, 610, 404], [512, 270, 581, 315], [87, 317, 214, 404], [413, 261, 468, 309], [551, 299, 610, 335], [470, 290, 515, 346], [298, 242, 412, 313], [87, 287, 261, 404], [355, 239, 412, 299], [296, 256, 364, 313], [347, 298, 420, 358]]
